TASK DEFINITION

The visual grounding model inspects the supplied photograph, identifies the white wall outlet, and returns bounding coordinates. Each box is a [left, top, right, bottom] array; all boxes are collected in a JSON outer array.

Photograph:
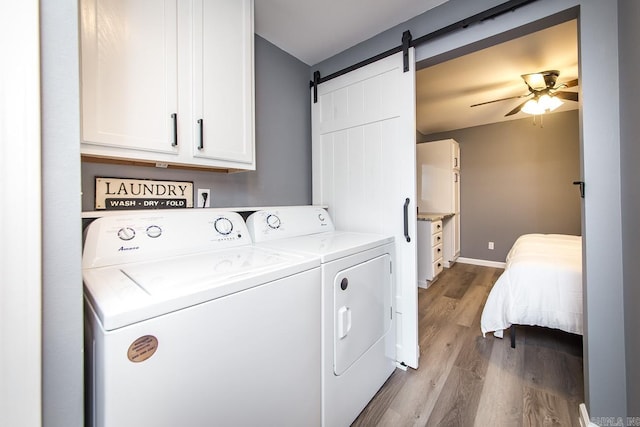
[[196, 189, 211, 208], [488, 241, 494, 250]]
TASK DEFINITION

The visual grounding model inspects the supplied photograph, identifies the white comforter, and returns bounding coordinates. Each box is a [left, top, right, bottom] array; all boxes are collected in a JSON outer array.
[[480, 234, 583, 338]]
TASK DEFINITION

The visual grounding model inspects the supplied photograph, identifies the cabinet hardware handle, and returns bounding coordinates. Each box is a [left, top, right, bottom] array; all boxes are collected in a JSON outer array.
[[171, 113, 178, 147], [197, 119, 204, 150], [403, 198, 411, 242]]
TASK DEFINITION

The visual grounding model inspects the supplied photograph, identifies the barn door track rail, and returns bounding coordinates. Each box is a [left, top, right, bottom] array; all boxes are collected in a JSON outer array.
[[310, 0, 538, 103]]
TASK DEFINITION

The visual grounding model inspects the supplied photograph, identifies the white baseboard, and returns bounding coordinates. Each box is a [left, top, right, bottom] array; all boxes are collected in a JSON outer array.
[[457, 257, 506, 269]]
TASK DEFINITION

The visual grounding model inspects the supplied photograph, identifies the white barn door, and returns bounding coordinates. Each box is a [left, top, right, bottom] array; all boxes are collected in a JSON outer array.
[[312, 50, 419, 368]]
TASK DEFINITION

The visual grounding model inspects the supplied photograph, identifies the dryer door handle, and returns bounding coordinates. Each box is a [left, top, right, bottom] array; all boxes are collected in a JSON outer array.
[[337, 306, 352, 339]]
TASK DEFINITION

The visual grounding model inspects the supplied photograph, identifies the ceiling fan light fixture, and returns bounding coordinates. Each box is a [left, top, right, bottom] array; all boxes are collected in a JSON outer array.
[[521, 94, 564, 115], [526, 74, 547, 90], [522, 98, 545, 115], [540, 94, 563, 111]]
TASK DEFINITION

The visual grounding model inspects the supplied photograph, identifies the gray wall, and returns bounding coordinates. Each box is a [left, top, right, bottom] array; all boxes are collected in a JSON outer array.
[[313, 0, 629, 420], [421, 110, 581, 262], [618, 0, 640, 418], [41, 1, 84, 426], [81, 35, 312, 210]]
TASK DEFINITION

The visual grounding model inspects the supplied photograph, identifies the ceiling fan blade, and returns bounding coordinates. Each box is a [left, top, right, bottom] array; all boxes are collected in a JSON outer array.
[[562, 78, 579, 88], [470, 93, 530, 108], [505, 99, 530, 117], [554, 91, 579, 102]]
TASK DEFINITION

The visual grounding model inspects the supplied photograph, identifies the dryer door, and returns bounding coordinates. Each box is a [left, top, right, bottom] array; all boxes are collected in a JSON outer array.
[[333, 254, 392, 376]]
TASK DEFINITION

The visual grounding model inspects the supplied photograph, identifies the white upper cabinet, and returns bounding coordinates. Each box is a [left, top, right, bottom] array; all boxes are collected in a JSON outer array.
[[80, 0, 255, 171], [80, 0, 179, 154], [192, 0, 254, 164], [416, 139, 460, 213], [452, 142, 460, 170]]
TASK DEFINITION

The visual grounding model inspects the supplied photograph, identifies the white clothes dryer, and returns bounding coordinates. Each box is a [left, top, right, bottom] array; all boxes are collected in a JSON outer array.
[[246, 206, 396, 427], [83, 210, 321, 427]]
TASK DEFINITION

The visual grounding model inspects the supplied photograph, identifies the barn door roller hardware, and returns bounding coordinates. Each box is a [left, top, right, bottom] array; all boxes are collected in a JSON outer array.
[[310, 0, 538, 103], [402, 30, 412, 72], [312, 71, 321, 103]]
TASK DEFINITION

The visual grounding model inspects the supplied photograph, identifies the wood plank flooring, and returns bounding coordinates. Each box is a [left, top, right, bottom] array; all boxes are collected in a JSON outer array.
[[352, 263, 584, 427]]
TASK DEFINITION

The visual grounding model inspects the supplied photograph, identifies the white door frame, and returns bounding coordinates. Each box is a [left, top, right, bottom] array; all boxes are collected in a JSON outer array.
[[0, 2, 43, 427]]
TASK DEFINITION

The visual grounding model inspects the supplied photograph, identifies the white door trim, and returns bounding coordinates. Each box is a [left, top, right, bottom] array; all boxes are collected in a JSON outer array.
[[0, 2, 43, 426]]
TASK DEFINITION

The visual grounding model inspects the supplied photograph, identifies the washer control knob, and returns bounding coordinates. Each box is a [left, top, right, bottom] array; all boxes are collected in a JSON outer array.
[[117, 227, 136, 241], [266, 214, 281, 229], [340, 278, 348, 291], [146, 225, 162, 238], [214, 217, 234, 235]]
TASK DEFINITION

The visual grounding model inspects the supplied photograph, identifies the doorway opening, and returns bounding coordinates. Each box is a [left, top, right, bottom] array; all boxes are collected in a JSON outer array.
[[414, 17, 581, 267]]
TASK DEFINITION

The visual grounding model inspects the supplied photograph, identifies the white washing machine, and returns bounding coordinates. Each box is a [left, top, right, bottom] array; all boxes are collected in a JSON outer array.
[[246, 206, 396, 427], [83, 210, 322, 427]]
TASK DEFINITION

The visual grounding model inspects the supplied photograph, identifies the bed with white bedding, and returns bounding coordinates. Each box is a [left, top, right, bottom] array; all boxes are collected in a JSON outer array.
[[480, 234, 583, 343]]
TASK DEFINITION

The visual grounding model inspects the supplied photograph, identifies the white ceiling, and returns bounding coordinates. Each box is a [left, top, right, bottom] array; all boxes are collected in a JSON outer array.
[[254, 0, 449, 66], [254, 1, 579, 136]]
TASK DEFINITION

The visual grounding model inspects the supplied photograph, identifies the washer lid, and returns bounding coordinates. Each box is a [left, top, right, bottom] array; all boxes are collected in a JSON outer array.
[[83, 246, 319, 331], [255, 231, 394, 263]]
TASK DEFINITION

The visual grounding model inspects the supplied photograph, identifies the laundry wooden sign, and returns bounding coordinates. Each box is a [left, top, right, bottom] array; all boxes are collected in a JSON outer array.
[[95, 177, 194, 210]]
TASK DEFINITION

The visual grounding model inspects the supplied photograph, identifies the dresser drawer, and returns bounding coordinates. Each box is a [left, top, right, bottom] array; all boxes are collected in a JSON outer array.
[[433, 258, 444, 277], [432, 243, 443, 261], [430, 220, 443, 235], [432, 231, 443, 246]]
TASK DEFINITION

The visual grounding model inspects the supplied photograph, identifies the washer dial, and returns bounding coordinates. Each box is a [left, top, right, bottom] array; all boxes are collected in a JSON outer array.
[[214, 217, 234, 235], [117, 227, 136, 241], [146, 225, 162, 238], [266, 214, 281, 229]]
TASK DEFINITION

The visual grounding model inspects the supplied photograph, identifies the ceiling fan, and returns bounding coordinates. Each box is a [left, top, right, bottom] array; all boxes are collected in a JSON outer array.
[[471, 70, 579, 116]]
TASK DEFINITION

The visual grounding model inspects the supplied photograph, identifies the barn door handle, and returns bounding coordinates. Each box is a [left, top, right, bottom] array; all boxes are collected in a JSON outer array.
[[403, 198, 411, 242], [573, 181, 585, 198]]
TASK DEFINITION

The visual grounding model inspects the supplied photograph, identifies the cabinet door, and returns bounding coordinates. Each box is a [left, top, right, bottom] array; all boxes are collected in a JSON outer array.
[[451, 141, 460, 170], [417, 140, 453, 212], [453, 170, 460, 212], [80, 0, 179, 154], [192, 0, 254, 167]]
